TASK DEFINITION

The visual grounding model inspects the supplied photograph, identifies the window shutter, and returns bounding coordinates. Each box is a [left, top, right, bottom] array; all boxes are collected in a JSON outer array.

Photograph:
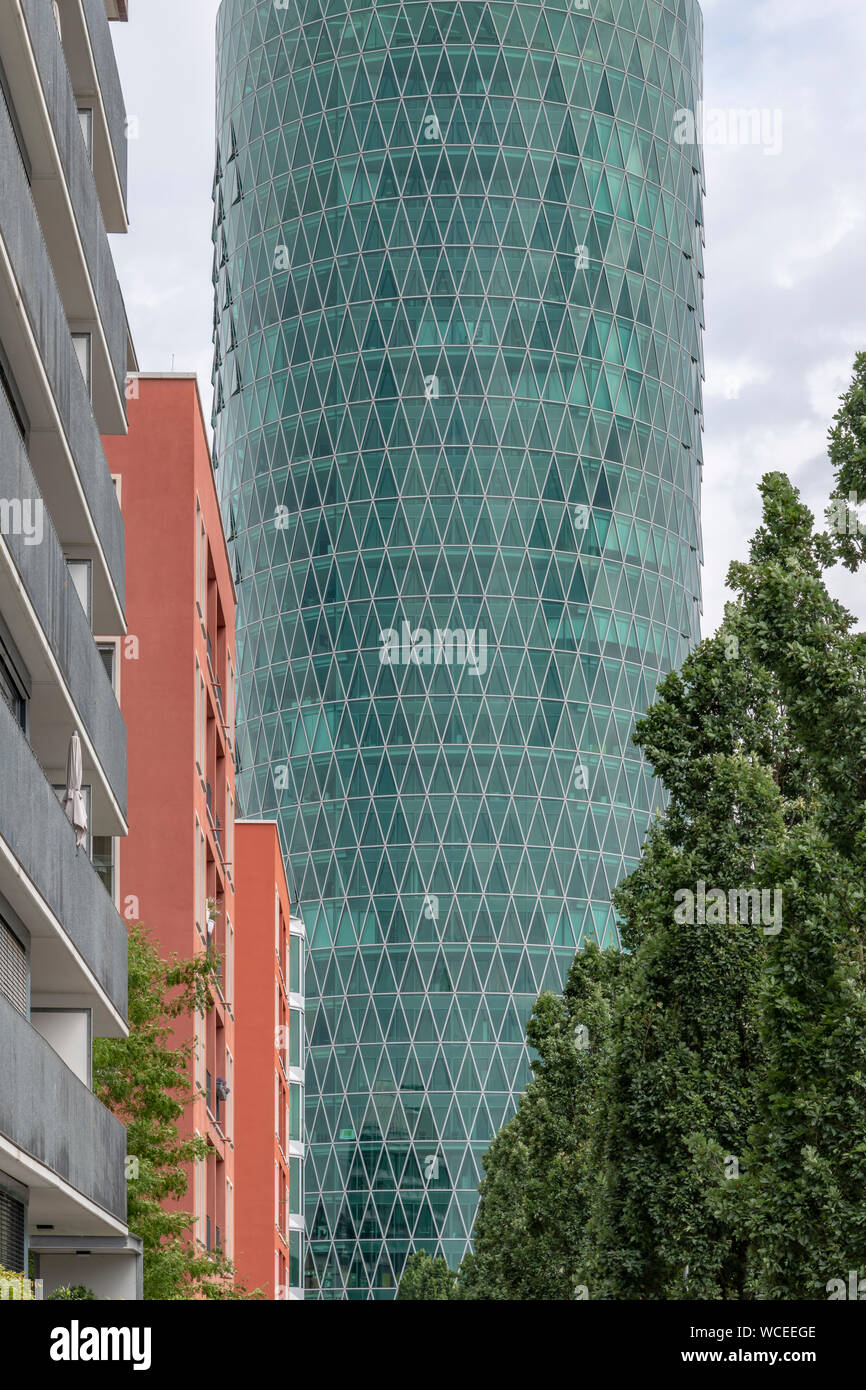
[[0, 918, 26, 1015]]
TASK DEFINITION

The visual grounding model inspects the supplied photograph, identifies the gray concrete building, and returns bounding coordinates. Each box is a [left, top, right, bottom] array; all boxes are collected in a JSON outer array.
[[0, 0, 140, 1298]]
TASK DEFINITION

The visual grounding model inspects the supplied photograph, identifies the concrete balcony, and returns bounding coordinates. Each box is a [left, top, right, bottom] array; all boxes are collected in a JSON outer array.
[[0, 995, 127, 1231], [0, 693, 127, 1031], [0, 389, 126, 823], [15, 0, 132, 419], [0, 73, 125, 632]]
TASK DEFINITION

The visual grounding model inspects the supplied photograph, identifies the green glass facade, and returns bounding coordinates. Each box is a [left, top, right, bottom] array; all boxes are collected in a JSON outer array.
[[213, 0, 704, 1298]]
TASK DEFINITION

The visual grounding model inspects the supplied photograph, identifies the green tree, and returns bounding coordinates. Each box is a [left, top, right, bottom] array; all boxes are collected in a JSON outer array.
[[825, 349, 866, 571], [459, 355, 866, 1299], [458, 944, 625, 1300], [583, 624, 790, 1299], [94, 922, 261, 1300], [726, 472, 866, 1297], [397, 1251, 459, 1300]]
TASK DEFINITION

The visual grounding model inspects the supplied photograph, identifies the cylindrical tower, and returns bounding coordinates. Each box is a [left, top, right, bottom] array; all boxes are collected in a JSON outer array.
[[213, 0, 704, 1298]]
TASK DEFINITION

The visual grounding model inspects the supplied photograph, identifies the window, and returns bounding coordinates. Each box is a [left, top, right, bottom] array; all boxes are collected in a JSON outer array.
[[31, 1008, 91, 1086], [0, 1186, 26, 1275], [65, 558, 92, 627], [225, 918, 234, 1006], [194, 1144, 205, 1245], [0, 639, 27, 731], [289, 1009, 302, 1069], [226, 788, 234, 868], [225, 1050, 233, 1140], [226, 652, 234, 737], [195, 502, 207, 622], [289, 1082, 302, 1143], [195, 659, 205, 772], [97, 641, 117, 693], [0, 916, 27, 1016], [225, 1179, 233, 1262], [71, 333, 92, 397], [194, 1009, 205, 1090], [194, 818, 206, 937], [289, 1230, 302, 1289], [289, 933, 303, 996], [92, 835, 114, 897], [77, 108, 94, 164], [0, 339, 28, 440], [289, 1156, 302, 1216], [0, 55, 31, 185]]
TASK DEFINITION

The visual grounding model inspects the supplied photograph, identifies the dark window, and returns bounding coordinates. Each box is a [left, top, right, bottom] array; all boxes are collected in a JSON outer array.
[[92, 836, 114, 897], [0, 343, 28, 442], [0, 1187, 26, 1275], [0, 55, 31, 183], [97, 642, 115, 686], [0, 916, 26, 1015], [0, 642, 26, 731]]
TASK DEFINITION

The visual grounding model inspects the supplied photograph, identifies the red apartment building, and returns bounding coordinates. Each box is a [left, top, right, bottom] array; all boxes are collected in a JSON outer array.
[[103, 374, 238, 1263], [234, 820, 305, 1299]]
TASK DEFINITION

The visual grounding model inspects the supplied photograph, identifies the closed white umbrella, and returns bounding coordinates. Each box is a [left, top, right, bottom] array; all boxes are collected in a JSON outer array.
[[62, 730, 87, 851]]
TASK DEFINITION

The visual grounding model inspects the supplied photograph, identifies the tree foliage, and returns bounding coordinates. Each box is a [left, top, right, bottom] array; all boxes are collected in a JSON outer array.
[[436, 359, 866, 1301], [94, 923, 261, 1300], [397, 1251, 460, 1300]]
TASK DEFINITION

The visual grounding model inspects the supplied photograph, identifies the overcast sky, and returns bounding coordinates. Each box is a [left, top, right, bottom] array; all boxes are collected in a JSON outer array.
[[110, 0, 866, 636]]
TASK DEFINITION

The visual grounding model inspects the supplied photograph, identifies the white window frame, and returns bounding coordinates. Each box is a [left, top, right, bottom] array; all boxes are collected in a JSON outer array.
[[194, 1140, 205, 1245], [225, 1049, 233, 1141], [71, 332, 92, 398], [196, 501, 207, 625], [65, 557, 92, 628], [225, 917, 234, 1007], [195, 658, 205, 773], [225, 1178, 233, 1262], [77, 107, 94, 165], [194, 817, 206, 938]]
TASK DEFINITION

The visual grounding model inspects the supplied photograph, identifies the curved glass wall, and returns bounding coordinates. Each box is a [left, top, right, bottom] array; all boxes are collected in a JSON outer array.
[[213, 0, 704, 1298]]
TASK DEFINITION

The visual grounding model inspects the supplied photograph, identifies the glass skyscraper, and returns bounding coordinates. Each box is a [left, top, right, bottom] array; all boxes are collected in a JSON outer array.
[[213, 0, 704, 1298]]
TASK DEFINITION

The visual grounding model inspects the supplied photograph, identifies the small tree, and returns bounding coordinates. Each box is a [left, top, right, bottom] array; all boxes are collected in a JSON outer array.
[[94, 922, 261, 1300]]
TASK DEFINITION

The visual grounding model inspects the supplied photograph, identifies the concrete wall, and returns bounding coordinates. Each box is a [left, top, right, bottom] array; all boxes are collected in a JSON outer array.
[[22, 0, 129, 393], [0, 694, 127, 1016], [81, 0, 128, 204], [0, 392, 127, 810], [0, 82, 124, 605], [0, 995, 126, 1221]]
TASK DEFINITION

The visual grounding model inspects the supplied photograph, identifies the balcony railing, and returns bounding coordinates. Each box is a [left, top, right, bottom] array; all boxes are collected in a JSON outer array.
[[0, 996, 126, 1220]]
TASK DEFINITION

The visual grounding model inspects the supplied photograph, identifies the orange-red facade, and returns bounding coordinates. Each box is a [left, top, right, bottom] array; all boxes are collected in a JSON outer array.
[[234, 821, 304, 1298], [104, 375, 238, 1262]]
